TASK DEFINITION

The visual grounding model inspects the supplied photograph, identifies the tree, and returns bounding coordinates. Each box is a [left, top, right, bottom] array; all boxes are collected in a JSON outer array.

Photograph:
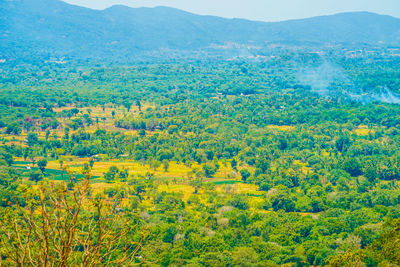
[[256, 158, 270, 174], [278, 137, 288, 150], [203, 163, 217, 178], [45, 130, 50, 140], [326, 250, 366, 267], [64, 127, 70, 140], [26, 132, 38, 147], [229, 195, 249, 210], [1, 152, 13, 166], [118, 168, 129, 182], [23, 148, 29, 161], [189, 178, 203, 194], [89, 157, 95, 169], [343, 158, 362, 177], [123, 101, 132, 112], [5, 122, 21, 135], [167, 125, 178, 134], [369, 218, 400, 265], [0, 166, 16, 188], [37, 159, 48, 173], [150, 159, 161, 171], [83, 162, 90, 172], [364, 165, 378, 183], [28, 170, 43, 183], [240, 168, 251, 182], [232, 247, 258, 266], [163, 226, 178, 244], [139, 129, 146, 137], [104, 166, 119, 182], [336, 136, 351, 152], [136, 100, 142, 111], [231, 159, 238, 170], [271, 190, 295, 212], [70, 108, 79, 116], [0, 175, 143, 266], [162, 159, 170, 172]]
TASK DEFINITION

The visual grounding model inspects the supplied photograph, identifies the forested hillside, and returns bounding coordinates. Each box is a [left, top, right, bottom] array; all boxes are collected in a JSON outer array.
[[1, 0, 400, 60]]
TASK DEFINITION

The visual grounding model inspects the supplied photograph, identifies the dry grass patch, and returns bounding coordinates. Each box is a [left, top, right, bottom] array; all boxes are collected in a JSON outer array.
[[52, 106, 75, 112], [157, 184, 195, 201], [353, 128, 374, 136], [90, 182, 121, 194], [267, 125, 295, 131], [353, 125, 375, 136]]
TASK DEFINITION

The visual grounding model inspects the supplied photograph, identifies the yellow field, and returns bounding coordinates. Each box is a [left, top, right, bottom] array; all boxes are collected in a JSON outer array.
[[90, 182, 120, 194], [353, 125, 375, 136], [0, 134, 26, 146], [157, 184, 195, 201], [62, 160, 193, 178], [52, 106, 76, 112], [44, 158, 235, 181], [267, 125, 295, 131]]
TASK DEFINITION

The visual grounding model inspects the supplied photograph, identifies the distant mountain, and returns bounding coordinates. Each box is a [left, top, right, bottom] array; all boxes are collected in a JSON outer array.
[[1, 0, 400, 60]]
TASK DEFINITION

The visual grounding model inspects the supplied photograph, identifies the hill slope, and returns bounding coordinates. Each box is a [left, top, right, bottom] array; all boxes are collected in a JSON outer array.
[[1, 0, 400, 60]]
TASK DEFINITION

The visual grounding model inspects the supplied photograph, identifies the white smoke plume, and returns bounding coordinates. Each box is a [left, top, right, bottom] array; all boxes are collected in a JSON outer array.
[[296, 61, 400, 104]]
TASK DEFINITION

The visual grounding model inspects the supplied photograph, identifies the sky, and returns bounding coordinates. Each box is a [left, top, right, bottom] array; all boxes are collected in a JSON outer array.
[[62, 0, 400, 22]]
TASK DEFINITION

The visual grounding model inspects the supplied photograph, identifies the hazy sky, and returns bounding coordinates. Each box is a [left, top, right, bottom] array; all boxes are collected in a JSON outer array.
[[63, 0, 400, 22]]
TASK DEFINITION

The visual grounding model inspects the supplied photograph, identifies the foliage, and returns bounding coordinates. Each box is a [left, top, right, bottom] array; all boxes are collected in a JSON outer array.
[[0, 175, 143, 266], [0, 53, 399, 265]]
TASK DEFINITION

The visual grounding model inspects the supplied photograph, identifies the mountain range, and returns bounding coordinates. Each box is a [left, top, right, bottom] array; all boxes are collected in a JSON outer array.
[[1, 0, 400, 61]]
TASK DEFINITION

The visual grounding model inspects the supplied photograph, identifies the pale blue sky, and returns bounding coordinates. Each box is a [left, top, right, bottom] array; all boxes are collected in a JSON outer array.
[[63, 0, 400, 22]]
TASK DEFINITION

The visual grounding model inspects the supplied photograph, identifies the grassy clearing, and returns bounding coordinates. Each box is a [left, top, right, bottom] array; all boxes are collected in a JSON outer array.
[[267, 125, 295, 131], [14, 156, 241, 186], [157, 184, 195, 201], [234, 183, 263, 195], [353, 125, 375, 136]]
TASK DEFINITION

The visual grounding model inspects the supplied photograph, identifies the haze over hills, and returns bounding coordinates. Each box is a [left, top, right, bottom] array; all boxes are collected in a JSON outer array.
[[1, 0, 400, 61]]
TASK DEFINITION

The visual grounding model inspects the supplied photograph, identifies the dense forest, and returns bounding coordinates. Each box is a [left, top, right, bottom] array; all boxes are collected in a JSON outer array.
[[0, 51, 399, 266]]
